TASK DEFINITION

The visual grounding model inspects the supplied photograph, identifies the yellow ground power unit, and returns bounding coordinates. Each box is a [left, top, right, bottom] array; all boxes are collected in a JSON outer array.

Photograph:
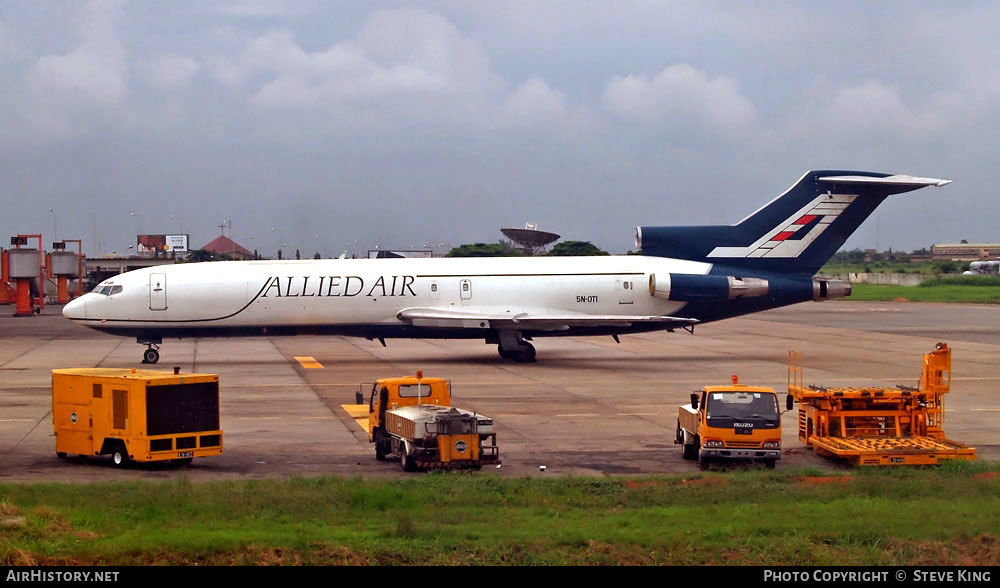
[[52, 368, 223, 467]]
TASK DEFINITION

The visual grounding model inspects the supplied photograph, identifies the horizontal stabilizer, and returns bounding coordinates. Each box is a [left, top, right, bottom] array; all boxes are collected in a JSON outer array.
[[818, 175, 951, 187], [397, 308, 697, 331]]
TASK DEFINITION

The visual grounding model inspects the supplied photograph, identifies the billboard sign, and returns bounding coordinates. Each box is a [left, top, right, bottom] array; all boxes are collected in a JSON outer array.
[[137, 234, 189, 254], [165, 234, 189, 252]]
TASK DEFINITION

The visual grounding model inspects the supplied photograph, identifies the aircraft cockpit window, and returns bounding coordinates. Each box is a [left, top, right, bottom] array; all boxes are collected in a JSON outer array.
[[93, 285, 115, 296], [109, 286, 123, 296]]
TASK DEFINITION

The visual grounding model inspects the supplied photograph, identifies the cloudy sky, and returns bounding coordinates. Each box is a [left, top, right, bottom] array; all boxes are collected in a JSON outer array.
[[1, 1, 998, 257]]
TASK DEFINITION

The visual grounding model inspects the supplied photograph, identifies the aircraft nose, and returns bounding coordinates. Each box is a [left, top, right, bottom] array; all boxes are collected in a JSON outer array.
[[63, 296, 87, 319]]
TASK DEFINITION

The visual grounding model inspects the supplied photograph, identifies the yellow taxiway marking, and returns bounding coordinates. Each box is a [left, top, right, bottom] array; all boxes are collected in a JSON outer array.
[[0, 419, 36, 422], [342, 404, 371, 433], [295, 356, 324, 369], [971, 408, 1000, 412]]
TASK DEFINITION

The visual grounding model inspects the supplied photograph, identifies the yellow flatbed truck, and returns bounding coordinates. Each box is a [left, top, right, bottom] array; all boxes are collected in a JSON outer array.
[[52, 368, 223, 467], [676, 378, 787, 469], [356, 374, 499, 471], [788, 343, 976, 466]]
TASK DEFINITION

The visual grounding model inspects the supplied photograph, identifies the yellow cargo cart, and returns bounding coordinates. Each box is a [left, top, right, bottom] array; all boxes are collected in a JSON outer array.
[[788, 343, 976, 466], [52, 368, 223, 467]]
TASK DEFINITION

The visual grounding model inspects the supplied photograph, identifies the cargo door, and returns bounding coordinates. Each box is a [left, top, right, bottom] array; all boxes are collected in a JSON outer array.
[[149, 273, 167, 310], [616, 278, 634, 304], [459, 279, 472, 305], [112, 388, 129, 431]]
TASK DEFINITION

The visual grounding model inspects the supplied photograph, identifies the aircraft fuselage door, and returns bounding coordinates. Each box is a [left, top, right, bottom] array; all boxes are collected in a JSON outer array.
[[150, 273, 167, 310], [617, 278, 634, 304], [460, 279, 472, 304]]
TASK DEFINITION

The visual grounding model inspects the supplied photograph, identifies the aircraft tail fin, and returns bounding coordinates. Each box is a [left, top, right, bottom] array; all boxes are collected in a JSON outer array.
[[637, 170, 950, 275]]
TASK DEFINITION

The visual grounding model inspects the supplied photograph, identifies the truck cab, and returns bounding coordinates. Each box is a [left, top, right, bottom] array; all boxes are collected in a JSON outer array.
[[677, 382, 785, 469], [357, 376, 450, 454]]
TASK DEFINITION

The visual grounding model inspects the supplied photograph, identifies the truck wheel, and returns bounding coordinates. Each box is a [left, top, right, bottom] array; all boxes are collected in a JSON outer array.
[[56, 451, 67, 459], [698, 456, 711, 471], [172, 458, 193, 466], [375, 431, 386, 461], [764, 459, 776, 470], [111, 444, 130, 468], [682, 442, 698, 461], [400, 453, 416, 472]]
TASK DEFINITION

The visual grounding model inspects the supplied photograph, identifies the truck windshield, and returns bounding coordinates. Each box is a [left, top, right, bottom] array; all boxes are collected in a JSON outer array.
[[398, 384, 432, 398], [706, 391, 778, 419]]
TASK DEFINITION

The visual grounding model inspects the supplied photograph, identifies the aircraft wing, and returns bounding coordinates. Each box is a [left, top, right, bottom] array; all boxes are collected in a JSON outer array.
[[396, 308, 698, 331]]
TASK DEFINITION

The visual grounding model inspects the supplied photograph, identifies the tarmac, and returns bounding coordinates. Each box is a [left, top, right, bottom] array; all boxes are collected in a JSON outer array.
[[1, 301, 997, 482]]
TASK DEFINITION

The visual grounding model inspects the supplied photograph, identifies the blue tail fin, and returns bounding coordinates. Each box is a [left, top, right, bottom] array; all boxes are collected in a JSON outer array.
[[637, 170, 950, 276]]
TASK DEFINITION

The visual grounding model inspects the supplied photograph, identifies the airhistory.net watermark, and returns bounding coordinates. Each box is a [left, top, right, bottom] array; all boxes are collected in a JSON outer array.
[[5, 570, 119, 582]]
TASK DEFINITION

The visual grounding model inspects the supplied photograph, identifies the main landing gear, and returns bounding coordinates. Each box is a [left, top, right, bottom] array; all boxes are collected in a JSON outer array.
[[138, 337, 162, 364], [495, 331, 537, 363]]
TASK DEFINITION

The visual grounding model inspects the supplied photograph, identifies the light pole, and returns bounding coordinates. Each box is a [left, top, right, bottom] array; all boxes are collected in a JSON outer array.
[[86, 212, 97, 256], [271, 227, 283, 259], [48, 208, 57, 241]]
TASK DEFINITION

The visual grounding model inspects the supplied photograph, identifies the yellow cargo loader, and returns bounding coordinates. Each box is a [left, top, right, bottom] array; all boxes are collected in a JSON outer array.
[[52, 368, 223, 467], [788, 343, 976, 466]]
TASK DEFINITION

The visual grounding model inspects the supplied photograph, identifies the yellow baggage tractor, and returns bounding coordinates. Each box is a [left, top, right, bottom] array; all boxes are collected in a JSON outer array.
[[52, 368, 223, 467]]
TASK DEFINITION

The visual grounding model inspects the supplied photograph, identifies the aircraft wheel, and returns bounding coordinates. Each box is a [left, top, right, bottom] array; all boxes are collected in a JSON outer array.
[[143, 348, 160, 364], [514, 343, 536, 363], [497, 345, 517, 359], [111, 444, 130, 468]]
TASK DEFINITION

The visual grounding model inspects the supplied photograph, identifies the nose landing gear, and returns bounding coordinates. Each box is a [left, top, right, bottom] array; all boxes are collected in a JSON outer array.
[[138, 337, 162, 364]]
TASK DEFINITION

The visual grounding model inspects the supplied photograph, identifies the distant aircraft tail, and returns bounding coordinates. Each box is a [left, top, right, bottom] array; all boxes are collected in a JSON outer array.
[[637, 170, 951, 275]]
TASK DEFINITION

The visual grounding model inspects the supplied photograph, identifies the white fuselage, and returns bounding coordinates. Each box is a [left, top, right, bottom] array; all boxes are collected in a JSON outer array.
[[64, 255, 710, 337]]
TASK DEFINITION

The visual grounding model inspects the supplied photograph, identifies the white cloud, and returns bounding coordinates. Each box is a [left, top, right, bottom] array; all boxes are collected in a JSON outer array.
[[0, 22, 9, 58], [823, 81, 956, 136], [141, 55, 201, 90], [24, 0, 127, 136], [504, 76, 568, 123], [210, 9, 503, 116], [602, 64, 756, 130], [213, 1, 309, 19], [208, 55, 247, 88]]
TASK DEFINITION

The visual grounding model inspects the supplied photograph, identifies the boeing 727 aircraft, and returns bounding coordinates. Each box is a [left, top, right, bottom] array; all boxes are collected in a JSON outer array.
[[64, 170, 950, 364]]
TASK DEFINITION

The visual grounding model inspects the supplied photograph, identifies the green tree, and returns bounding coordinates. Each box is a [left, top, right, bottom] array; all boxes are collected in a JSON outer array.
[[295, 249, 301, 260], [313, 252, 321, 259], [547, 241, 609, 256], [933, 260, 959, 274], [446, 243, 521, 257], [180, 249, 234, 262]]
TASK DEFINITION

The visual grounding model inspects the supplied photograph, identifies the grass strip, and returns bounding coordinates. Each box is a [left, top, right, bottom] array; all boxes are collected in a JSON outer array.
[[2, 462, 998, 565]]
